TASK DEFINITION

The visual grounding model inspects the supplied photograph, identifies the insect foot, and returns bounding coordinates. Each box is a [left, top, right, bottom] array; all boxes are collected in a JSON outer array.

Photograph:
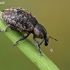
[[0, 30, 5, 32], [39, 50, 43, 56], [13, 40, 19, 46], [13, 41, 18, 46]]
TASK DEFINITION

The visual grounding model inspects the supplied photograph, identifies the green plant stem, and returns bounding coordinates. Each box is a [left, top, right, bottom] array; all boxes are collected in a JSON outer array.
[[0, 12, 60, 70]]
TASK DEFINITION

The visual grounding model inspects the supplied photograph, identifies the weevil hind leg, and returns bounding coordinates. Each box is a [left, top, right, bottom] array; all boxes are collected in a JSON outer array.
[[13, 33, 30, 46], [0, 24, 10, 32]]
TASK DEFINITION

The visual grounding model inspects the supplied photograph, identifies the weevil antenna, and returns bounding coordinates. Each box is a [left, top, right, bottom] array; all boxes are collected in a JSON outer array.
[[48, 36, 58, 41], [48, 43, 53, 52]]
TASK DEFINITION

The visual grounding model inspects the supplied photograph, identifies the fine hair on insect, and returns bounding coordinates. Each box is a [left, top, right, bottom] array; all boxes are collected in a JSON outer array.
[[0, 7, 58, 55]]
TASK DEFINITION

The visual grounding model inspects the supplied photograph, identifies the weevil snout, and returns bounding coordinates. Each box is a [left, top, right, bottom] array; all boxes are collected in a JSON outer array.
[[44, 37, 48, 46], [44, 36, 58, 46]]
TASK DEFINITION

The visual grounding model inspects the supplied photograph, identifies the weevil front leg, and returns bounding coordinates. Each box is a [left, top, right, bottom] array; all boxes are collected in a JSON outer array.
[[0, 24, 10, 32], [33, 36, 44, 55], [14, 33, 30, 46]]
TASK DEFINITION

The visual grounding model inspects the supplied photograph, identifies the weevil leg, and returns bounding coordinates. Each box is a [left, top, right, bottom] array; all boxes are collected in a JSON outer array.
[[14, 33, 30, 46], [33, 36, 44, 55], [0, 24, 10, 32], [39, 39, 44, 45]]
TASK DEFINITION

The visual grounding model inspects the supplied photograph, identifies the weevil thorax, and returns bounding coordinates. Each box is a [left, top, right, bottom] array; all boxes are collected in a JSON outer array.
[[34, 23, 46, 38]]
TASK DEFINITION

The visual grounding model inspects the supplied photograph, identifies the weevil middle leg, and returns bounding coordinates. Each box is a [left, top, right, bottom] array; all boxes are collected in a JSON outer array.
[[0, 24, 10, 32], [14, 33, 30, 46]]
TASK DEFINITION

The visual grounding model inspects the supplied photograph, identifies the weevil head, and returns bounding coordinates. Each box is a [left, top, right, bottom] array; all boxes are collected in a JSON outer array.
[[34, 23, 49, 46]]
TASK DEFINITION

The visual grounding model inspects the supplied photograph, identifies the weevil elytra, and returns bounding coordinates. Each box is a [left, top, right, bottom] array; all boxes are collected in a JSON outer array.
[[0, 7, 58, 55]]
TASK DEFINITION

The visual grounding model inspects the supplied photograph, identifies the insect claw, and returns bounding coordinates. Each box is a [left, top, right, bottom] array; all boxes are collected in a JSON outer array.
[[40, 52, 43, 56], [0, 30, 5, 32], [13, 42, 18, 46], [39, 50, 43, 56]]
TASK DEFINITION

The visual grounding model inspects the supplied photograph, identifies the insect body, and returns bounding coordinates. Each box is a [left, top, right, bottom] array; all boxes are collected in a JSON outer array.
[[0, 7, 58, 55]]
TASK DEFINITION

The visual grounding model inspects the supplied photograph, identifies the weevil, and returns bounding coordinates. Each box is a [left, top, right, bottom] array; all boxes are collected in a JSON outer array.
[[0, 7, 58, 55]]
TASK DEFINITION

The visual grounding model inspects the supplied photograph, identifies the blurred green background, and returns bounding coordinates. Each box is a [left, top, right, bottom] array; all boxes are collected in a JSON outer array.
[[0, 0, 70, 70]]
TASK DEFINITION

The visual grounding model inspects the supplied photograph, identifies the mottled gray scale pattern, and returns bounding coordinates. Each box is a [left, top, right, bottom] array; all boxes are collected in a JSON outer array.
[[0, 7, 58, 55], [1, 7, 38, 34]]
